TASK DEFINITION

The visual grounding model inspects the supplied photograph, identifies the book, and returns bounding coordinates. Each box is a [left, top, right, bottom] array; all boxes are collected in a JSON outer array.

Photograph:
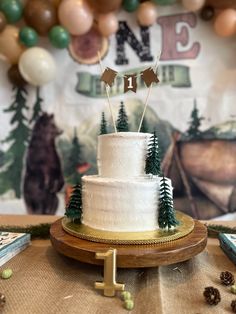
[[0, 232, 31, 266], [219, 233, 236, 265]]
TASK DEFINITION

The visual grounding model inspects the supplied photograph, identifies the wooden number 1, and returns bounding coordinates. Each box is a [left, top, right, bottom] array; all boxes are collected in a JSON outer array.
[[95, 249, 125, 297], [127, 76, 133, 89]]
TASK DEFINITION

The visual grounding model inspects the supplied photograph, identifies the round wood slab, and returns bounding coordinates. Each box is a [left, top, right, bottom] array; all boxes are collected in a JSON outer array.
[[50, 218, 207, 268]]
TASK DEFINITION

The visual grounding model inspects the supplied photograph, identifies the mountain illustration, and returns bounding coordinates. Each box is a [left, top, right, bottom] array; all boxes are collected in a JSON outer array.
[[202, 120, 236, 140]]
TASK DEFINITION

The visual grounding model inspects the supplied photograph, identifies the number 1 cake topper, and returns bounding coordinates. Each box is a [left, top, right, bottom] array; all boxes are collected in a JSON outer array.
[[98, 51, 161, 132]]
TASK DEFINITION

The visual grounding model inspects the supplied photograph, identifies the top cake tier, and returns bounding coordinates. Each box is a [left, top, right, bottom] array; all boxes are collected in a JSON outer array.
[[97, 132, 151, 178]]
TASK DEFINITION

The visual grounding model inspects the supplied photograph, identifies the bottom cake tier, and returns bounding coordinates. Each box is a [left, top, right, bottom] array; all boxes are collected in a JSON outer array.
[[82, 175, 163, 232]]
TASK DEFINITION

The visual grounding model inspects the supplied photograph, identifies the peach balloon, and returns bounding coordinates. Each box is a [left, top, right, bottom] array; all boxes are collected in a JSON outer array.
[[182, 0, 205, 12], [137, 2, 157, 27], [0, 25, 25, 64], [98, 13, 118, 37], [214, 9, 236, 37], [59, 0, 93, 35]]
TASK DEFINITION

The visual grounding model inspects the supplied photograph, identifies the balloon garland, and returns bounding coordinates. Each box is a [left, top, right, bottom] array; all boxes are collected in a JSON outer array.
[[0, 0, 235, 87]]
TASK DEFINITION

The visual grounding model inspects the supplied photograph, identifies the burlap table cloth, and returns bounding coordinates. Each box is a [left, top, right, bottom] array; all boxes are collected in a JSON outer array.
[[0, 215, 235, 314]]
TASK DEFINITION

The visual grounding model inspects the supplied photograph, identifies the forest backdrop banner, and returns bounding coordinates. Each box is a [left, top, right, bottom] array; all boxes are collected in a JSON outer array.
[[0, 4, 236, 219]]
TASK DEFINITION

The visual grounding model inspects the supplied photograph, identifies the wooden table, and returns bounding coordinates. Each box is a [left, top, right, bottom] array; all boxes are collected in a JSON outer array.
[[0, 215, 235, 314]]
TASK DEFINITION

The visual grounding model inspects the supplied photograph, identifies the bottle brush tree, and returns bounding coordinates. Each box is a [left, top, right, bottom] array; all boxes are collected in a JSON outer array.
[[65, 184, 82, 223], [100, 111, 108, 135], [158, 176, 179, 230], [116, 101, 129, 132], [145, 131, 161, 175]]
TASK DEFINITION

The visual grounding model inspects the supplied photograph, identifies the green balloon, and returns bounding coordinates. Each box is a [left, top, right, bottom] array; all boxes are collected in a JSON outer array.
[[49, 26, 70, 49], [123, 0, 139, 12], [19, 27, 38, 47], [0, 0, 23, 23], [152, 0, 176, 5]]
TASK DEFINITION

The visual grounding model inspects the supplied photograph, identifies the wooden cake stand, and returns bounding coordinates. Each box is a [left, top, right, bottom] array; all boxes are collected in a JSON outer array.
[[50, 215, 207, 268]]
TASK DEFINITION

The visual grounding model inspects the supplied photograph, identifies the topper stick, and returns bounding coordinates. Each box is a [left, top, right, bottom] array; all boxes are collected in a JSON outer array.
[[97, 52, 117, 133], [138, 53, 161, 132]]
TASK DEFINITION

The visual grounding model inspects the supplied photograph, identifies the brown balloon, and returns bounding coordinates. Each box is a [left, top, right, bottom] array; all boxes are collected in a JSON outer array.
[[0, 12, 7, 33], [24, 0, 57, 36], [48, 0, 61, 8], [88, 0, 122, 14], [8, 64, 27, 87]]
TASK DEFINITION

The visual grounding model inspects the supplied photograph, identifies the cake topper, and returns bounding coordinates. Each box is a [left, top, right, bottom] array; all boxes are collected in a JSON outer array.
[[98, 51, 160, 133]]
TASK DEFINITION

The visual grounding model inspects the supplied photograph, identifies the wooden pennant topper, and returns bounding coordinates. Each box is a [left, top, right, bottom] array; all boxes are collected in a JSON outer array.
[[124, 74, 137, 93], [141, 67, 159, 87], [100, 67, 117, 87]]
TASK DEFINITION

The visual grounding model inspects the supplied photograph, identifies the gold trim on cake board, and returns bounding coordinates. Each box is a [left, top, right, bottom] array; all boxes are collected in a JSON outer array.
[[62, 211, 195, 245]]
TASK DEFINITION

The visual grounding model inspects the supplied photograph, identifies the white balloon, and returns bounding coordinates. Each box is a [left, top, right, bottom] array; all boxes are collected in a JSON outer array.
[[182, 0, 205, 12], [19, 47, 56, 86]]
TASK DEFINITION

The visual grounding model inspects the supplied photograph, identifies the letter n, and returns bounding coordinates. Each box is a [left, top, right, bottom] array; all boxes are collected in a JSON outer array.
[[115, 21, 154, 65]]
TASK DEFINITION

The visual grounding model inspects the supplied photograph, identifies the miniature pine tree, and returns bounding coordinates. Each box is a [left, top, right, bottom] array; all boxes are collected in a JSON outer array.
[[187, 99, 204, 139], [100, 112, 107, 135], [1, 86, 30, 198], [140, 117, 148, 133], [145, 131, 161, 175], [30, 87, 43, 124], [116, 101, 129, 132], [65, 184, 82, 223], [158, 176, 179, 230], [64, 128, 83, 185]]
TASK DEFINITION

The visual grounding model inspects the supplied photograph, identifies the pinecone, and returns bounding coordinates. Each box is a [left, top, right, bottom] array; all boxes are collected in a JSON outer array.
[[0, 293, 6, 310], [220, 271, 235, 286], [203, 286, 221, 305], [231, 300, 236, 313]]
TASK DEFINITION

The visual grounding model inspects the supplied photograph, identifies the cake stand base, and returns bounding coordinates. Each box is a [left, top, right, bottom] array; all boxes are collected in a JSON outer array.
[[50, 219, 207, 268]]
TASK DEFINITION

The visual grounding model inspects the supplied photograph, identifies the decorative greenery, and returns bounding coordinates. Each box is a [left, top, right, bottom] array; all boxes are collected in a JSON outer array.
[[187, 99, 204, 139], [64, 129, 83, 185], [145, 131, 161, 175], [30, 87, 43, 124], [116, 101, 129, 132], [100, 111, 108, 135], [1, 268, 13, 279], [158, 176, 179, 229], [0, 86, 30, 198], [206, 224, 236, 238], [0, 223, 51, 239], [65, 184, 82, 223]]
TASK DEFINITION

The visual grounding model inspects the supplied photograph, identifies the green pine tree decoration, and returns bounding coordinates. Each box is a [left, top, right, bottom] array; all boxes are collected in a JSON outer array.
[[116, 101, 129, 132], [140, 117, 148, 133], [145, 131, 161, 175], [65, 184, 82, 223], [64, 128, 83, 185], [30, 87, 43, 124], [158, 176, 179, 230], [1, 86, 30, 198], [187, 99, 204, 139], [100, 112, 107, 135]]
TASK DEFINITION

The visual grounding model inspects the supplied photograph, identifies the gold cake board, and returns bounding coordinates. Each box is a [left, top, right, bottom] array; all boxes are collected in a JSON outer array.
[[62, 211, 194, 245], [50, 212, 207, 268]]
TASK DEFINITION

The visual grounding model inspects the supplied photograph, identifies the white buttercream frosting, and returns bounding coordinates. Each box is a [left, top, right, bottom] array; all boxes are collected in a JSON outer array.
[[82, 175, 160, 232], [81, 132, 174, 232], [97, 132, 151, 178]]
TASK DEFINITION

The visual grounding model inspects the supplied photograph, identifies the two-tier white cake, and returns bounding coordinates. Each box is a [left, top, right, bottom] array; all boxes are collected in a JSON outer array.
[[81, 132, 173, 232]]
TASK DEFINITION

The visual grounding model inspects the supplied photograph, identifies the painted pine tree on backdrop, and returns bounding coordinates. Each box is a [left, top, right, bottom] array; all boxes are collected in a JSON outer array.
[[65, 184, 82, 223], [30, 87, 43, 124], [158, 176, 179, 229], [1, 86, 30, 198], [145, 131, 161, 175], [100, 112, 107, 135], [116, 101, 129, 132], [64, 128, 83, 185], [187, 99, 204, 139]]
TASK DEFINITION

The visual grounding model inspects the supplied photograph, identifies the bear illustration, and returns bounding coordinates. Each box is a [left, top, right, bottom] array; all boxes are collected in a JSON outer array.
[[23, 113, 64, 215]]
